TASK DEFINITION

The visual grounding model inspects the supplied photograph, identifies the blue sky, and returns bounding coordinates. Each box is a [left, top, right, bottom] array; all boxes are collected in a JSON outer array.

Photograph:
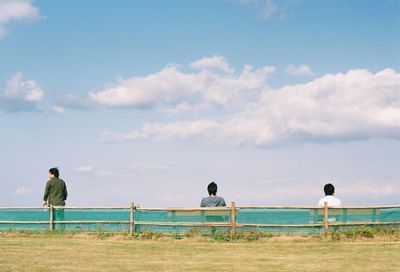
[[1, 0, 399, 207]]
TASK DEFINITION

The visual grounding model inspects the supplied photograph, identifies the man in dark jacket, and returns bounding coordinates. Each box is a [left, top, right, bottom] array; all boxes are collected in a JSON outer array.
[[43, 168, 68, 230], [43, 167, 68, 206]]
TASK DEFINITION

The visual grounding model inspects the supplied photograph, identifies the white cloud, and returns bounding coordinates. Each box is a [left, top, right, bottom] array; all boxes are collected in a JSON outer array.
[[260, 0, 278, 19], [160, 193, 186, 203], [0, 0, 41, 38], [15, 186, 32, 195], [89, 56, 274, 109], [341, 181, 398, 196], [3, 73, 43, 101], [0, 73, 44, 112], [76, 166, 94, 174], [128, 163, 169, 172], [286, 64, 314, 76], [102, 67, 400, 146], [51, 106, 65, 114], [95, 171, 121, 178], [89, 66, 202, 108], [232, 0, 301, 20], [161, 102, 211, 115], [102, 120, 220, 143], [190, 55, 234, 74], [76, 165, 136, 179], [257, 68, 400, 141]]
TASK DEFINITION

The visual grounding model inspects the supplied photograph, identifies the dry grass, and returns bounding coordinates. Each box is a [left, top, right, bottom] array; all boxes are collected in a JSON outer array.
[[0, 233, 400, 272]]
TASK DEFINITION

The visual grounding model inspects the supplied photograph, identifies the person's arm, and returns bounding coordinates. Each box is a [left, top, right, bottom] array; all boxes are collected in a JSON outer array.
[[43, 181, 50, 206], [64, 182, 68, 201], [200, 198, 205, 207], [221, 198, 226, 207]]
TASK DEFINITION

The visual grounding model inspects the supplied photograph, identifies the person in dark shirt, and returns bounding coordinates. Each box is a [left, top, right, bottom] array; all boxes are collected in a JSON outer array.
[[200, 182, 226, 207], [43, 167, 68, 207], [43, 167, 68, 230]]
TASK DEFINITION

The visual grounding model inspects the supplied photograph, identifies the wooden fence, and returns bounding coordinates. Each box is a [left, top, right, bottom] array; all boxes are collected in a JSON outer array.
[[1, 203, 400, 236]]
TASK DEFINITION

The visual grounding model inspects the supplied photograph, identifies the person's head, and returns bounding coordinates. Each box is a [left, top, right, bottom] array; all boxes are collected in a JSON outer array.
[[49, 167, 59, 178], [207, 182, 218, 196], [324, 183, 335, 196]]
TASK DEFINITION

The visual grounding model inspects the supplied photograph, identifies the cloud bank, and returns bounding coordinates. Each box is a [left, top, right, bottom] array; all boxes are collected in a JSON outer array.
[[96, 57, 400, 146], [0, 0, 40, 38], [90, 56, 275, 110]]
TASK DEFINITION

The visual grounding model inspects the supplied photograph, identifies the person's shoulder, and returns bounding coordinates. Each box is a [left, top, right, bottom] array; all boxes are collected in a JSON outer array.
[[318, 197, 327, 206], [334, 196, 342, 204], [218, 196, 226, 205], [200, 197, 210, 207]]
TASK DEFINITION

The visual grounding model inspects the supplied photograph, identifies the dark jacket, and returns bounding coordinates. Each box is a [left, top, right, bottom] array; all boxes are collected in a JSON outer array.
[[43, 177, 68, 206]]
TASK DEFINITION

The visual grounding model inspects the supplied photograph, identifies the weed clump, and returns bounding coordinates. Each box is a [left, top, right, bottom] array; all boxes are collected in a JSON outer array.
[[183, 228, 205, 238], [136, 229, 163, 240], [329, 226, 400, 241], [236, 229, 272, 241]]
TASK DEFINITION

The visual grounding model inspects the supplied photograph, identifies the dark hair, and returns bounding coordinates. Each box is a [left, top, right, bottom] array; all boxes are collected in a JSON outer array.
[[49, 167, 59, 178], [324, 183, 335, 196], [207, 182, 218, 196]]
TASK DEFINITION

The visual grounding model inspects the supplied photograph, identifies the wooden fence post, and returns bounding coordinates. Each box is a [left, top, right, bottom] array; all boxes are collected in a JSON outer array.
[[231, 202, 236, 239], [49, 205, 54, 232], [129, 203, 135, 237], [324, 202, 329, 237]]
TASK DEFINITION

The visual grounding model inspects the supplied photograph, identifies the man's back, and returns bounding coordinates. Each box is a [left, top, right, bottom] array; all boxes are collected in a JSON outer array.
[[318, 195, 341, 207], [44, 177, 68, 206], [201, 196, 226, 207]]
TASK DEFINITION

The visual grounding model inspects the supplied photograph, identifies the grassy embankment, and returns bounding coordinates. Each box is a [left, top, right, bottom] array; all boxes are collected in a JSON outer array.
[[1, 229, 400, 272]]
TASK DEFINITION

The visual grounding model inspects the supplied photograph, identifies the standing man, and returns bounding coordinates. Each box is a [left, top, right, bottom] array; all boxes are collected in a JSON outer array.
[[43, 168, 68, 230], [43, 167, 68, 207]]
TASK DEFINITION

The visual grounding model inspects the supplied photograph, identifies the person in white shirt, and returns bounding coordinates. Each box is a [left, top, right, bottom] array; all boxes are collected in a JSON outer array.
[[318, 183, 341, 207]]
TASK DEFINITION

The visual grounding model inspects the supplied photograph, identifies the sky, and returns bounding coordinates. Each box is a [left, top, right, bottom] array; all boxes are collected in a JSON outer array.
[[0, 0, 399, 207]]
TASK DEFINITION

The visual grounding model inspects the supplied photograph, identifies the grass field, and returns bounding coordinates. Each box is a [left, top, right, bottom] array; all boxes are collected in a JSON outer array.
[[1, 233, 400, 272]]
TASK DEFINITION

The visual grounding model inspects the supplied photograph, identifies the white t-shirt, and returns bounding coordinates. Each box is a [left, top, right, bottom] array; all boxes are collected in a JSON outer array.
[[318, 195, 342, 207]]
